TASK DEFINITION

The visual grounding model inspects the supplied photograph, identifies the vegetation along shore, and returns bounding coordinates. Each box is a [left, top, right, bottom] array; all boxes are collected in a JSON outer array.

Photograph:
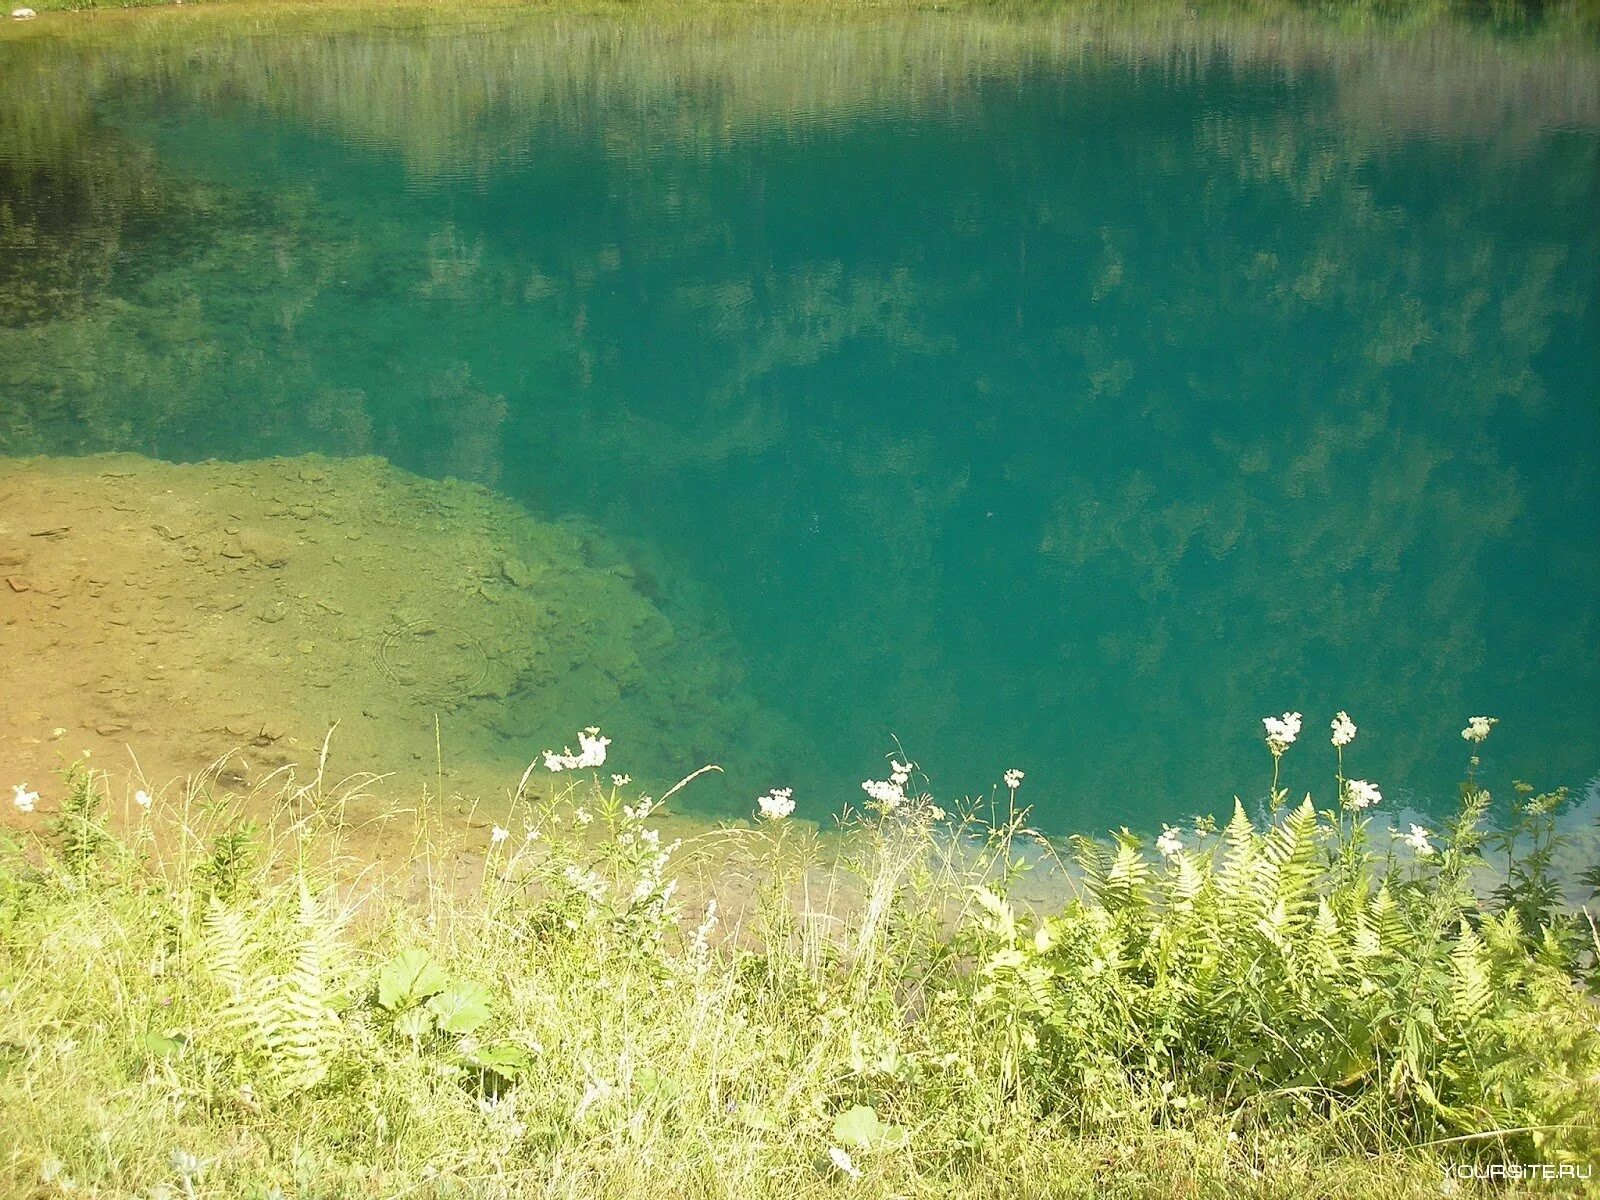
[[2, 712, 1598, 1196]]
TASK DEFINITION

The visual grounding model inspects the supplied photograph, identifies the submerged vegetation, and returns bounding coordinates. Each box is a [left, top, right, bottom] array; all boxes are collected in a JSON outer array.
[[2, 716, 1596, 1196]]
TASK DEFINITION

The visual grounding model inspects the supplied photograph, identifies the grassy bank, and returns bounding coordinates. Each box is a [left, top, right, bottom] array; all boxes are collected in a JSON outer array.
[[2, 718, 1597, 1197], [4, 0, 1597, 43]]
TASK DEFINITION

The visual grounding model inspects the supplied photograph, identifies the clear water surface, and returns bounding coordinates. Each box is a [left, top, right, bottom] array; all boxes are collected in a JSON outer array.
[[1, 10, 1596, 830]]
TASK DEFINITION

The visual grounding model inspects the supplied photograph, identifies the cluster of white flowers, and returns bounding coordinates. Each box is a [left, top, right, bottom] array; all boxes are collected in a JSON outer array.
[[1330, 711, 1357, 748], [1343, 778, 1382, 810], [1003, 768, 1024, 790], [135, 788, 153, 811], [861, 778, 905, 810], [829, 1147, 862, 1180], [574, 807, 593, 827], [1462, 716, 1498, 744], [490, 826, 510, 846], [891, 759, 914, 786], [688, 899, 718, 965], [629, 835, 681, 904], [11, 784, 38, 813], [542, 726, 611, 772], [611, 774, 631, 788], [1402, 823, 1434, 857], [563, 864, 607, 902], [757, 787, 795, 820], [1155, 825, 1184, 858], [1262, 711, 1302, 756], [623, 796, 656, 823]]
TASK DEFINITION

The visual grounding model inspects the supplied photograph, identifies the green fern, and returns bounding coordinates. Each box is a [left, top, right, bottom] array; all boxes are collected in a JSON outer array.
[[263, 883, 342, 1094], [199, 883, 344, 1096], [202, 897, 256, 1035], [1450, 918, 1493, 1028]]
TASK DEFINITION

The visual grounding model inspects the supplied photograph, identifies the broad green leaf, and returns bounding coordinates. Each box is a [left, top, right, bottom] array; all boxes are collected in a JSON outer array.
[[377, 949, 448, 1011], [143, 1030, 188, 1060], [831, 1104, 906, 1151], [427, 979, 493, 1035], [465, 1041, 532, 1079], [394, 1006, 435, 1041]]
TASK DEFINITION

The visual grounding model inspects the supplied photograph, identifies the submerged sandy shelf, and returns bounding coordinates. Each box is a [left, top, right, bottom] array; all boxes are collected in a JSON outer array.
[[0, 451, 802, 832]]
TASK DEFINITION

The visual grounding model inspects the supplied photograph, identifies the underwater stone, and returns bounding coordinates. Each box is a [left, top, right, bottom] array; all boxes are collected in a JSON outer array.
[[237, 529, 293, 567], [500, 556, 538, 588], [11, 7, 37, 18]]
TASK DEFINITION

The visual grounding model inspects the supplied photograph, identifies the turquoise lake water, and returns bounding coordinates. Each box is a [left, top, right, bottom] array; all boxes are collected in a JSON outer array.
[[1, 12, 1597, 830]]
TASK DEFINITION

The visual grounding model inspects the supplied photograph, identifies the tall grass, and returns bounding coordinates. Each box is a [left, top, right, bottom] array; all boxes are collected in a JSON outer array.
[[1, 717, 1596, 1197]]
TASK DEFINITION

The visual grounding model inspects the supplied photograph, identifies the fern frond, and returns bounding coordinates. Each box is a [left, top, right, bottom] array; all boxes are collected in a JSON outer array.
[[1451, 918, 1493, 1028], [1217, 799, 1261, 924], [1263, 798, 1321, 934], [202, 898, 257, 1036], [265, 882, 343, 1095]]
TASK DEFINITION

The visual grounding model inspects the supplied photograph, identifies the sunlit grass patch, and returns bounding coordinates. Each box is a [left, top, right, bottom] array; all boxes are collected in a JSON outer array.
[[0, 716, 1596, 1197]]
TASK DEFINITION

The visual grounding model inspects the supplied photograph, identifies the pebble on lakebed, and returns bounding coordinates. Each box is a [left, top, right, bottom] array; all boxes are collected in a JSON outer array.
[[0, 452, 798, 827], [10, 7, 37, 18]]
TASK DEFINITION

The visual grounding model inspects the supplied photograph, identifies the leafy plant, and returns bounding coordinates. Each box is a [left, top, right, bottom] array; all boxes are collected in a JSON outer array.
[[373, 949, 493, 1043], [201, 883, 345, 1096], [195, 820, 261, 902], [49, 759, 109, 875]]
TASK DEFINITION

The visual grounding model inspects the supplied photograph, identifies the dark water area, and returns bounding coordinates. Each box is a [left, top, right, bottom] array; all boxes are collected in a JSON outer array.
[[1, 11, 1597, 831]]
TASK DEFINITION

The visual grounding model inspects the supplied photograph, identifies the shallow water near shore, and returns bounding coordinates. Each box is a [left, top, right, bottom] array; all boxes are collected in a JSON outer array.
[[1, 5, 1597, 833]]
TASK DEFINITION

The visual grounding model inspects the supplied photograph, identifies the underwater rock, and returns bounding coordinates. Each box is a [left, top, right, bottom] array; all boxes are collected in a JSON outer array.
[[0, 451, 799, 822], [10, 7, 37, 19], [237, 528, 293, 568], [499, 556, 537, 588]]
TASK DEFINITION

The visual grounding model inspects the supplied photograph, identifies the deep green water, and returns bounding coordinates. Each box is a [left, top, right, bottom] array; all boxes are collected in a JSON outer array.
[[2, 12, 1597, 830]]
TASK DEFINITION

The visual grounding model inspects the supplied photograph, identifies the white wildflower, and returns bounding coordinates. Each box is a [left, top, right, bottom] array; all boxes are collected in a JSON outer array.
[[689, 899, 718, 963], [1156, 825, 1183, 858], [490, 826, 510, 846], [1330, 711, 1357, 748], [862, 778, 904, 810], [828, 1146, 862, 1180], [890, 759, 914, 786], [542, 726, 610, 771], [12, 784, 38, 813], [135, 788, 153, 811], [927, 804, 946, 821], [1003, 768, 1024, 790], [577, 727, 610, 768], [757, 787, 796, 820], [1402, 824, 1434, 857], [1462, 716, 1498, 744], [574, 807, 593, 827], [1262, 712, 1302, 756], [611, 774, 631, 788], [563, 864, 607, 902], [1342, 778, 1382, 810]]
